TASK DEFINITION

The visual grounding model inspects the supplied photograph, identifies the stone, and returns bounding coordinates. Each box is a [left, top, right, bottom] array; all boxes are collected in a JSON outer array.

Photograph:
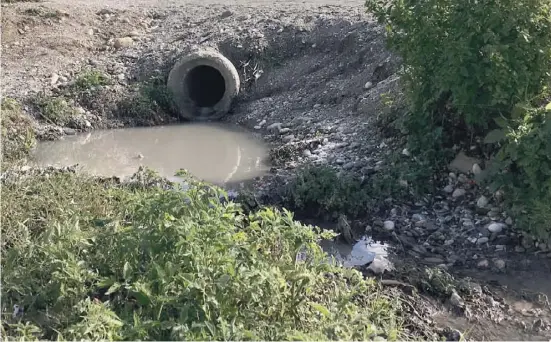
[[477, 259, 489, 268], [449, 151, 480, 174], [383, 220, 395, 231], [279, 127, 291, 134], [477, 195, 489, 208], [402, 148, 410, 156], [476, 237, 489, 245], [515, 246, 526, 253], [113, 37, 134, 49], [366, 256, 392, 275], [343, 162, 355, 170], [450, 290, 464, 307], [443, 184, 454, 193], [505, 217, 513, 225], [472, 163, 482, 175], [87, 28, 95, 36], [63, 128, 76, 135], [493, 258, 506, 270], [412, 214, 424, 222], [50, 73, 59, 86], [364, 81, 373, 89], [267, 122, 282, 132], [282, 134, 295, 143], [452, 188, 466, 198], [487, 222, 505, 234]]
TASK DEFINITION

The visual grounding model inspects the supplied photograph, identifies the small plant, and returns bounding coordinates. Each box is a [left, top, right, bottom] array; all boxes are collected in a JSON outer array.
[[283, 166, 373, 219], [1, 98, 36, 164], [117, 77, 176, 125], [73, 70, 111, 91], [35, 95, 76, 125], [1, 170, 406, 341]]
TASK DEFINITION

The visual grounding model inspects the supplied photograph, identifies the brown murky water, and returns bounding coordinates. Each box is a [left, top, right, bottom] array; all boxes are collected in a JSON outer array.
[[31, 123, 269, 185]]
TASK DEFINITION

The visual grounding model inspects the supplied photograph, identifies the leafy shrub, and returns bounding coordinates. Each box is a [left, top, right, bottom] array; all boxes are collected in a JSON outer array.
[[117, 77, 176, 125], [485, 100, 551, 238], [283, 166, 373, 219], [35, 95, 76, 125], [1, 98, 36, 164], [73, 70, 111, 90], [366, 0, 551, 146], [1, 170, 404, 341]]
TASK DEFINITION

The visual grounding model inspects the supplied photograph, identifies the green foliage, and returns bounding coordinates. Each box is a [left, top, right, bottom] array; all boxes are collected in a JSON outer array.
[[117, 77, 176, 125], [484, 100, 551, 238], [34, 95, 76, 125], [73, 70, 111, 90], [1, 170, 404, 341], [1, 98, 36, 164], [283, 166, 373, 219], [367, 0, 551, 129]]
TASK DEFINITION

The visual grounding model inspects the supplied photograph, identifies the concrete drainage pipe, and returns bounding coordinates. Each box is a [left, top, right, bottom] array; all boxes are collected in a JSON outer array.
[[167, 49, 240, 121]]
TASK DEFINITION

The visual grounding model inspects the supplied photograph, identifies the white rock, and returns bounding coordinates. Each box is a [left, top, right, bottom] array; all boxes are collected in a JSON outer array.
[[364, 81, 373, 89], [401, 148, 410, 156], [87, 28, 95, 36], [443, 185, 454, 193], [477, 259, 489, 269], [267, 122, 282, 132], [50, 73, 59, 86], [113, 37, 134, 49], [472, 163, 482, 175], [452, 188, 466, 198], [450, 290, 464, 307], [493, 259, 506, 270], [383, 220, 395, 231], [487, 222, 505, 233], [476, 237, 489, 244], [477, 195, 489, 208]]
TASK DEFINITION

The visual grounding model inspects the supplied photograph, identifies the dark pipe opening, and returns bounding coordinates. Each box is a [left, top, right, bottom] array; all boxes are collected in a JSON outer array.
[[184, 65, 226, 107]]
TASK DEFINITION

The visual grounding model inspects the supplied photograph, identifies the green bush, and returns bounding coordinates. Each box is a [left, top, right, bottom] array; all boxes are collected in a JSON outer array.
[[35, 95, 76, 125], [1, 170, 404, 340], [366, 0, 551, 144], [485, 100, 551, 238], [283, 166, 373, 219], [1, 98, 36, 164], [117, 78, 176, 125], [73, 70, 111, 90]]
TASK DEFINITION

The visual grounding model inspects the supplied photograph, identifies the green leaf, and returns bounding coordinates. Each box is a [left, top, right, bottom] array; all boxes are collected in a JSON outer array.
[[309, 302, 331, 317], [105, 282, 122, 295], [484, 129, 507, 144], [493, 116, 509, 129], [123, 261, 132, 281], [545, 102, 551, 111]]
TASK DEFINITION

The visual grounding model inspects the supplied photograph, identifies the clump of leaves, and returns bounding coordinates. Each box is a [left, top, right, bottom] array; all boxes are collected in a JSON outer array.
[[1, 170, 405, 341], [1, 98, 36, 164], [73, 70, 111, 91], [283, 166, 373, 219], [34, 95, 76, 125], [483, 98, 551, 239], [117, 77, 176, 125]]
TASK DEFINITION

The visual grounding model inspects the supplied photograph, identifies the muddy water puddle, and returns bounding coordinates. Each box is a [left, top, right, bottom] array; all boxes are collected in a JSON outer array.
[[31, 123, 269, 185]]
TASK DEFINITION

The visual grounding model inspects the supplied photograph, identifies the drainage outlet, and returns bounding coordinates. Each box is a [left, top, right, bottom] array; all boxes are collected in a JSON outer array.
[[167, 49, 240, 121]]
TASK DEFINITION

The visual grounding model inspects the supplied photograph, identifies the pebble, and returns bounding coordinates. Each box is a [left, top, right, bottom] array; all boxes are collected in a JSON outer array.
[[505, 217, 513, 225], [343, 162, 355, 170], [279, 127, 291, 134], [443, 185, 454, 193], [476, 195, 489, 208], [487, 222, 505, 233], [493, 259, 506, 270], [411, 214, 424, 222], [282, 135, 294, 143], [383, 220, 395, 231], [472, 163, 482, 175], [267, 122, 282, 132], [450, 290, 464, 307], [87, 28, 95, 36], [220, 10, 233, 18], [364, 81, 373, 89], [452, 188, 466, 198], [401, 148, 410, 156], [113, 37, 134, 49], [477, 259, 489, 268], [515, 246, 526, 253], [476, 237, 489, 244], [50, 73, 59, 86], [303, 149, 312, 157]]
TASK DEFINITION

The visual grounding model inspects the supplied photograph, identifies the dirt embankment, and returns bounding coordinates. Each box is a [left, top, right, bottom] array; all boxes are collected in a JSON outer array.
[[2, 0, 551, 340]]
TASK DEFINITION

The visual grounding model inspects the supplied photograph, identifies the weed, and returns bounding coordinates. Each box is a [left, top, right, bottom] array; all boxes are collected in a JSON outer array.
[[117, 77, 176, 125], [34, 95, 76, 125], [1, 98, 36, 164], [1, 169, 406, 340], [73, 70, 111, 91], [283, 166, 373, 219]]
